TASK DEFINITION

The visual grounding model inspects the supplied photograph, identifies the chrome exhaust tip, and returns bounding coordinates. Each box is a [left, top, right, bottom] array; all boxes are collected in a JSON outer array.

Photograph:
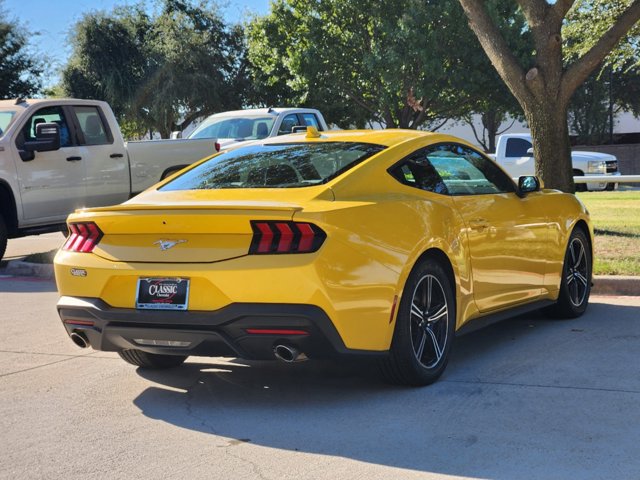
[[70, 331, 89, 349], [273, 344, 308, 363]]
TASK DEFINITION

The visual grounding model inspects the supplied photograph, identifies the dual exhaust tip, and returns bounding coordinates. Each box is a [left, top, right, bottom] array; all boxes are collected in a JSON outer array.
[[273, 344, 307, 363]]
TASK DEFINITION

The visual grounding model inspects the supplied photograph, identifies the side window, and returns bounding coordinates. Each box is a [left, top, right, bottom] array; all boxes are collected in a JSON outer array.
[[277, 114, 300, 135], [301, 113, 322, 130], [505, 138, 532, 157], [426, 144, 515, 196], [17, 106, 72, 149], [389, 150, 448, 195], [73, 106, 111, 145]]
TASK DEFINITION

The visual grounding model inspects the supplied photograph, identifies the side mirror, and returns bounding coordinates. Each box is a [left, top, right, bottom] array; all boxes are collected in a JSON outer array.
[[170, 131, 182, 139], [518, 175, 541, 196], [525, 147, 534, 157], [23, 122, 61, 153]]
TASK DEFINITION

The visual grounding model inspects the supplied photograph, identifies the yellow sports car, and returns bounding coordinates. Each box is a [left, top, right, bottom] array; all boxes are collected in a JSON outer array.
[[54, 128, 593, 386]]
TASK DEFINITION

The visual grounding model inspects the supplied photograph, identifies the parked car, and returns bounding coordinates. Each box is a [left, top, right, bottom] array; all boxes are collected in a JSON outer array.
[[54, 128, 592, 386], [186, 107, 329, 150], [491, 133, 620, 191], [0, 98, 219, 261]]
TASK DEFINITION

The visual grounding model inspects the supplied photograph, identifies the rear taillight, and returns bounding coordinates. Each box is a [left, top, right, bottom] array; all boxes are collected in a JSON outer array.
[[249, 221, 326, 254], [62, 222, 103, 253]]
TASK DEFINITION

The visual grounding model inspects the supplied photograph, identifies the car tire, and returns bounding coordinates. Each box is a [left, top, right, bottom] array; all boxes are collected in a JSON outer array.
[[380, 259, 456, 386], [545, 228, 592, 319], [0, 214, 7, 263], [118, 349, 188, 369]]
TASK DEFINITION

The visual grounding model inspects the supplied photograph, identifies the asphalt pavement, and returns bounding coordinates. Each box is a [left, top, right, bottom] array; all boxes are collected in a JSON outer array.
[[0, 272, 639, 479]]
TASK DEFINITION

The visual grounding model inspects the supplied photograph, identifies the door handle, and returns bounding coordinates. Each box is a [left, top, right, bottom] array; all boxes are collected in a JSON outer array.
[[66, 156, 82, 161], [110, 153, 124, 158], [469, 219, 490, 230]]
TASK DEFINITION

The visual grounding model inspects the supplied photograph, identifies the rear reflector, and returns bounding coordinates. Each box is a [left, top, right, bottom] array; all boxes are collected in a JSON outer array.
[[249, 221, 326, 254], [62, 222, 103, 253], [63, 319, 95, 326], [245, 329, 310, 336]]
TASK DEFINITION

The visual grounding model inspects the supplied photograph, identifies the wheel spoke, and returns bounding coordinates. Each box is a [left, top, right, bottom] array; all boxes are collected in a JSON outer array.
[[570, 280, 580, 305], [426, 327, 443, 363], [428, 304, 447, 323], [566, 273, 575, 285], [570, 243, 577, 265], [426, 276, 433, 311], [575, 272, 588, 287], [415, 330, 427, 360], [574, 243, 585, 269], [411, 301, 423, 320]]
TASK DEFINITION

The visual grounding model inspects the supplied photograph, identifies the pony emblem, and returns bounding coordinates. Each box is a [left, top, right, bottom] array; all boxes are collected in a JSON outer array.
[[154, 239, 187, 251]]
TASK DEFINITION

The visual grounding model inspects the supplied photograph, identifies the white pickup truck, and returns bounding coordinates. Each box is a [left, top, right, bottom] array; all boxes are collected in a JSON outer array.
[[186, 107, 329, 149], [0, 98, 219, 261], [492, 133, 620, 191]]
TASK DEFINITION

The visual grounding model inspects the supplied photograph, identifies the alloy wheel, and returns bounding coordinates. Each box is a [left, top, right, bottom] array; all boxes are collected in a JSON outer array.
[[409, 274, 449, 368], [566, 237, 589, 307]]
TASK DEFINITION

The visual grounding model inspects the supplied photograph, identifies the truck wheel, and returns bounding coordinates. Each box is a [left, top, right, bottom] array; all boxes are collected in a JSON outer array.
[[573, 170, 587, 192], [380, 259, 456, 386], [118, 349, 188, 369], [0, 215, 7, 262], [605, 183, 616, 191]]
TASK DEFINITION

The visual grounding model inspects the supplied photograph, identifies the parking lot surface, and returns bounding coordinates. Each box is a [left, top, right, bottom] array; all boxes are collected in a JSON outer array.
[[1, 273, 639, 480]]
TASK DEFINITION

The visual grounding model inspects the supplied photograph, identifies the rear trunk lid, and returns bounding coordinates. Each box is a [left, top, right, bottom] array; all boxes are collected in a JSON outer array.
[[80, 200, 302, 263]]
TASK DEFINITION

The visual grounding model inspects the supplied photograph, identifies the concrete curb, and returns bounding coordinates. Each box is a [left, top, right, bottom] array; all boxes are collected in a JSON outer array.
[[592, 275, 640, 296], [2, 260, 54, 279]]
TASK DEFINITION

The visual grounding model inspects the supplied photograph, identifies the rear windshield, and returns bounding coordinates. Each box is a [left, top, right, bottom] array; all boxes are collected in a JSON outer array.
[[160, 142, 386, 190]]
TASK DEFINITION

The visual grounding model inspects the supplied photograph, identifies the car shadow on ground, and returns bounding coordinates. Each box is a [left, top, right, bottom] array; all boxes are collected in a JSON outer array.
[[132, 300, 640, 478]]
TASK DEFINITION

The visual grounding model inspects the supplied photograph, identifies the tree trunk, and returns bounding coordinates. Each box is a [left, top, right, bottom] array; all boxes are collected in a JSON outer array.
[[524, 101, 574, 193]]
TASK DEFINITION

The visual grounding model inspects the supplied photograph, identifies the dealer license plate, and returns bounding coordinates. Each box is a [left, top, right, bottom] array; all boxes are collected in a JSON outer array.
[[136, 278, 189, 310]]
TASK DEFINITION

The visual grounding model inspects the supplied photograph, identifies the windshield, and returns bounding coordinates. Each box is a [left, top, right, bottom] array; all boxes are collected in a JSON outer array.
[[0, 110, 16, 136], [161, 142, 386, 190], [189, 115, 276, 140]]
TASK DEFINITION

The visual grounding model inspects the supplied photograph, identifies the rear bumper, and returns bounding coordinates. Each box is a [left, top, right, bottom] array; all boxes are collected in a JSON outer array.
[[57, 296, 384, 360]]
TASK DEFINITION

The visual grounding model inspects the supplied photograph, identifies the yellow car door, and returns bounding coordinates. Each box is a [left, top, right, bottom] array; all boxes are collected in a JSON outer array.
[[426, 143, 549, 312]]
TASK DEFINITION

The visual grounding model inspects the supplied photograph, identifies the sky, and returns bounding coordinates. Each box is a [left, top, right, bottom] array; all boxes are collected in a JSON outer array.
[[3, 0, 270, 87]]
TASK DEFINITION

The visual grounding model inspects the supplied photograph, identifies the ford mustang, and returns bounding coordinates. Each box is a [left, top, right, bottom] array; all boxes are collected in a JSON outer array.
[[54, 128, 593, 386]]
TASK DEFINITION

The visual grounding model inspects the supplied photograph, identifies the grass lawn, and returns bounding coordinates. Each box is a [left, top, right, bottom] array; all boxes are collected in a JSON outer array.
[[577, 189, 640, 276]]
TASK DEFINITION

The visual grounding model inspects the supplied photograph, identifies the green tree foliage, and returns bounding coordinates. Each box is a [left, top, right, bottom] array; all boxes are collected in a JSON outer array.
[[565, 0, 640, 144], [247, 0, 484, 130], [459, 0, 640, 192], [0, 2, 44, 99], [459, 1, 531, 152], [63, 0, 245, 138]]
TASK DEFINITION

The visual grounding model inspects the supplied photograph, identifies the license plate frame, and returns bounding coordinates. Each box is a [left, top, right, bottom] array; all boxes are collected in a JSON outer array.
[[136, 277, 189, 310]]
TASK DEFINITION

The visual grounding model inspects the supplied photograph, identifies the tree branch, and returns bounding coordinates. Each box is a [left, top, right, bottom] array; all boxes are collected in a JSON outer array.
[[551, 0, 576, 20], [457, 0, 530, 103], [562, 0, 640, 101], [514, 0, 549, 25]]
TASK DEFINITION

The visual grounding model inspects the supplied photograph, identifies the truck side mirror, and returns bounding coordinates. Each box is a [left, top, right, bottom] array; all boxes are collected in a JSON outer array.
[[23, 122, 61, 153], [526, 147, 534, 157], [170, 131, 182, 139]]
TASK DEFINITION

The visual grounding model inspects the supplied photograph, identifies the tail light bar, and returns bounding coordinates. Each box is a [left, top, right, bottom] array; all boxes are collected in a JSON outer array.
[[249, 221, 326, 254], [62, 222, 103, 253]]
